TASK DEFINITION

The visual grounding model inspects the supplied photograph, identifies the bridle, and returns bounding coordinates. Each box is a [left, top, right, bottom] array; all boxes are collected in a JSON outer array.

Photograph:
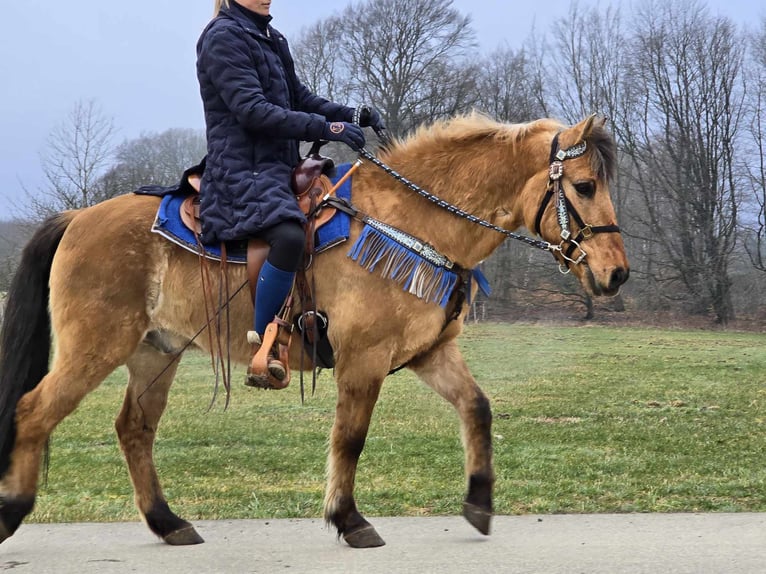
[[533, 133, 621, 273], [355, 129, 621, 273]]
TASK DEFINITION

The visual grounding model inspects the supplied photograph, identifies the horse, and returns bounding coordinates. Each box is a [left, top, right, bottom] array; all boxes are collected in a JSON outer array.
[[0, 113, 628, 548]]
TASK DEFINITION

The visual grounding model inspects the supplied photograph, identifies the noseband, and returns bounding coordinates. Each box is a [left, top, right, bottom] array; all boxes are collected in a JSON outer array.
[[533, 133, 621, 273]]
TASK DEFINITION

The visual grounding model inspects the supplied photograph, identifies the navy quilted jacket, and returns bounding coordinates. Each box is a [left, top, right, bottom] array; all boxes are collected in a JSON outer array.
[[196, 3, 352, 243]]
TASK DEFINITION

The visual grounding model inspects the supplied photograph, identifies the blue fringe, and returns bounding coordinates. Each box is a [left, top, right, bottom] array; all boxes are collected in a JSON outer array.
[[348, 224, 459, 307], [472, 268, 492, 297]]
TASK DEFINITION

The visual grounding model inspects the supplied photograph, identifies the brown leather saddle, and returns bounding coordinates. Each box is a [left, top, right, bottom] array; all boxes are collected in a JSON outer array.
[[179, 148, 338, 300]]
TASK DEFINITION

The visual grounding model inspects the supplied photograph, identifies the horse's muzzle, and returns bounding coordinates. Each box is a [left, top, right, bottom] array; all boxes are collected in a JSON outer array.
[[609, 266, 630, 292], [587, 265, 629, 297]]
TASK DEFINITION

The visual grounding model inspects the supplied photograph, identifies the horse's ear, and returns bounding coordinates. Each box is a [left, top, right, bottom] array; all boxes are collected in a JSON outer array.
[[571, 113, 599, 143]]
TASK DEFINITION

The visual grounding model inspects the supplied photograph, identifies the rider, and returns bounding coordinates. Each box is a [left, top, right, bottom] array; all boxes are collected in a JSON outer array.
[[197, 0, 384, 386]]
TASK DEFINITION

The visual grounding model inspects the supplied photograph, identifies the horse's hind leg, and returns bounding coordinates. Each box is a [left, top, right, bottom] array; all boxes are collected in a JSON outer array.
[[0, 355, 125, 540], [116, 340, 203, 545], [409, 339, 494, 535]]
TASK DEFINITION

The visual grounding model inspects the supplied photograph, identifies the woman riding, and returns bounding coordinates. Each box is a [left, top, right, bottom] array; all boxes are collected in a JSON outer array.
[[196, 0, 384, 386]]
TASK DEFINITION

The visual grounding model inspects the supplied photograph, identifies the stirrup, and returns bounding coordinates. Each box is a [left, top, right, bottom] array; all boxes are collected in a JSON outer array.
[[245, 324, 290, 389]]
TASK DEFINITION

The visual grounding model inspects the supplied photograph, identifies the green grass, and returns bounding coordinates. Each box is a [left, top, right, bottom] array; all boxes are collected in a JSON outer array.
[[29, 323, 766, 523]]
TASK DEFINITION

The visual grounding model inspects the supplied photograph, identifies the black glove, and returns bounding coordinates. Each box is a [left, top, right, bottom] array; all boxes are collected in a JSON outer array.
[[353, 106, 386, 132], [322, 122, 365, 151]]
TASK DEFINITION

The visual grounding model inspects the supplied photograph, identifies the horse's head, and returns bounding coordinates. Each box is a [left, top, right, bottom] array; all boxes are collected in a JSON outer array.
[[525, 115, 629, 296]]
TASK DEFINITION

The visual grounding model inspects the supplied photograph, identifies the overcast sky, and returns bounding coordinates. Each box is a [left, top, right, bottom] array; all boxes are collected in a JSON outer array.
[[0, 0, 761, 217]]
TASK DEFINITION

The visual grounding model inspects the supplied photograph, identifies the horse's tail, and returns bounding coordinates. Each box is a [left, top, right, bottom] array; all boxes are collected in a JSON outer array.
[[0, 210, 77, 478]]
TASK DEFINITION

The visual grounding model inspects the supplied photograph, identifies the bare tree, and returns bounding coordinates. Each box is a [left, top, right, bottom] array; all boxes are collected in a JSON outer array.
[[99, 128, 206, 195], [545, 2, 626, 124], [474, 45, 545, 123], [743, 17, 766, 273], [2, 127, 204, 293], [26, 99, 116, 219], [0, 220, 33, 294], [618, 0, 745, 324], [338, 0, 477, 136], [481, 240, 598, 320], [292, 17, 352, 104], [530, 2, 629, 316]]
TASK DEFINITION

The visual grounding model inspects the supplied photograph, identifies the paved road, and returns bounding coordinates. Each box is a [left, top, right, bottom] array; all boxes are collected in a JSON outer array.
[[1, 514, 764, 573]]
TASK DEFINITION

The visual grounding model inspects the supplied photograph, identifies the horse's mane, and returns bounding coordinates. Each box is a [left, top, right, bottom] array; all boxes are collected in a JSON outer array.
[[588, 123, 617, 182], [380, 112, 551, 158], [379, 112, 617, 182]]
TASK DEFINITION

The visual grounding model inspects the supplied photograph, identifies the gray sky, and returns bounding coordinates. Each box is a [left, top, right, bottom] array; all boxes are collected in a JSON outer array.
[[0, 0, 761, 217]]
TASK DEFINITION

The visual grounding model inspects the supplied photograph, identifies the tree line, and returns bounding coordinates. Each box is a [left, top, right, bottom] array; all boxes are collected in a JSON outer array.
[[2, 0, 764, 326]]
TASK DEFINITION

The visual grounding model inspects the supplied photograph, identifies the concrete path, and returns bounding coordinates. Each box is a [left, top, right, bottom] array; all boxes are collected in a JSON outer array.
[[1, 514, 764, 573]]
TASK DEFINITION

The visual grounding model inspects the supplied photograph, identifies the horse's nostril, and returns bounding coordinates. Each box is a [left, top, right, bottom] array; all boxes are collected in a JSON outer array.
[[610, 267, 629, 289]]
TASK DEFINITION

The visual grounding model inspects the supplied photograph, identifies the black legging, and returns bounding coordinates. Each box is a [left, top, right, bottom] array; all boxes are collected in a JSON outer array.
[[257, 221, 305, 272]]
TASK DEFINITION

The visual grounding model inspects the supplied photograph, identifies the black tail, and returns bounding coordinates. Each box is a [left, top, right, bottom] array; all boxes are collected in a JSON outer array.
[[0, 212, 75, 478]]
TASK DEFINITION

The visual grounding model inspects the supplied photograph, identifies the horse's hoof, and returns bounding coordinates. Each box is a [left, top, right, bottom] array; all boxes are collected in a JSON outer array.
[[343, 524, 386, 548], [0, 519, 11, 544], [163, 525, 205, 545], [463, 502, 492, 535], [0, 496, 33, 544]]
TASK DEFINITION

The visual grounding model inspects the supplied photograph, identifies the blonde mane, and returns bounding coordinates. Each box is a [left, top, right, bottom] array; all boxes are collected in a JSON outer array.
[[380, 113, 561, 163], [380, 112, 616, 183]]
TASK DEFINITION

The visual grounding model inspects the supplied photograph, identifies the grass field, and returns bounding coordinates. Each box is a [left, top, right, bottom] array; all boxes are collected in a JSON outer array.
[[28, 323, 766, 523]]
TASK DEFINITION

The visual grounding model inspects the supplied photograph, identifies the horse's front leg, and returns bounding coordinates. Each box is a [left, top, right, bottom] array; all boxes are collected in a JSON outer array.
[[324, 361, 386, 548], [409, 338, 494, 535]]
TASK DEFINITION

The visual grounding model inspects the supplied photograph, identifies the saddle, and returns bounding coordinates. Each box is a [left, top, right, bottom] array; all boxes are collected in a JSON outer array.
[[179, 144, 342, 389], [180, 148, 337, 292]]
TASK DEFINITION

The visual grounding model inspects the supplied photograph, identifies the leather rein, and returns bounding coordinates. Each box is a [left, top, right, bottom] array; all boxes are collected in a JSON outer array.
[[352, 129, 621, 275]]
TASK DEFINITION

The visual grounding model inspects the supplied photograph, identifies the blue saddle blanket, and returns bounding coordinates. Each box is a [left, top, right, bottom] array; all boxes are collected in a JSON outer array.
[[151, 163, 354, 263]]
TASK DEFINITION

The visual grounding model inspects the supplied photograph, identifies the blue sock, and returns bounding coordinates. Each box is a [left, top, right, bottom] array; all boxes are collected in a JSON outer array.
[[254, 260, 295, 335]]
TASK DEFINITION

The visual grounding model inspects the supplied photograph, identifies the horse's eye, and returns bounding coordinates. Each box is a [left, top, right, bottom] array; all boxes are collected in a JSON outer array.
[[573, 181, 596, 198]]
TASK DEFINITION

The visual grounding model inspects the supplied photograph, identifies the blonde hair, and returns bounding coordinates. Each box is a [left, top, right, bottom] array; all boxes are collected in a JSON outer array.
[[213, 0, 229, 16]]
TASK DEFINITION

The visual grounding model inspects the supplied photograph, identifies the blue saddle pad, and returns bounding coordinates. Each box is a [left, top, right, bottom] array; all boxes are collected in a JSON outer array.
[[150, 163, 354, 262], [315, 163, 353, 252]]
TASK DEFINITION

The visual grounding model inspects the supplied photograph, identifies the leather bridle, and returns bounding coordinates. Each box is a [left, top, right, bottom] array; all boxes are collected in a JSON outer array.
[[533, 133, 621, 273]]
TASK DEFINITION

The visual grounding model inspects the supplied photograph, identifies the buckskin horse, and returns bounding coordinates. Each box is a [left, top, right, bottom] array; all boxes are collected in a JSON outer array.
[[0, 113, 628, 548]]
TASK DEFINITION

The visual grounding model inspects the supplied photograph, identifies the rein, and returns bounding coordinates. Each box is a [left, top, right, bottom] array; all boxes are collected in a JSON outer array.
[[356, 129, 621, 274], [137, 278, 250, 412], [356, 148, 553, 253]]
